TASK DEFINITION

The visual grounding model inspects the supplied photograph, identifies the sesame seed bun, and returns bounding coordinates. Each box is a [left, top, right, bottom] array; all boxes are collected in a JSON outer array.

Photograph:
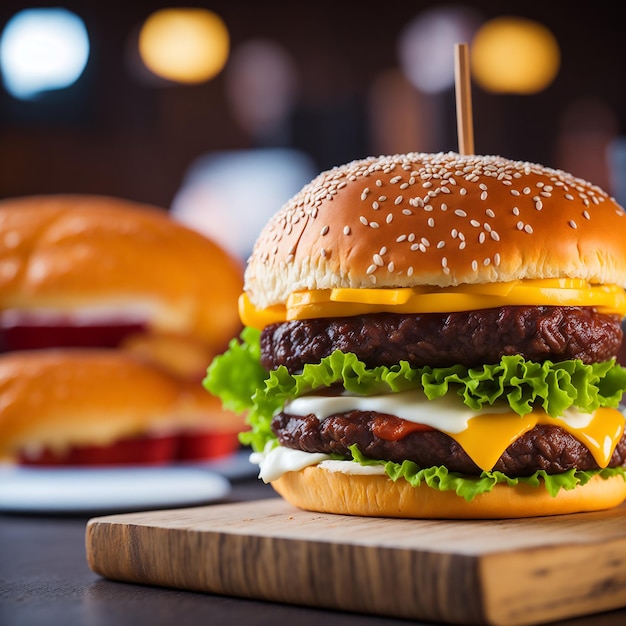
[[0, 194, 243, 351], [271, 464, 626, 519], [245, 152, 626, 310]]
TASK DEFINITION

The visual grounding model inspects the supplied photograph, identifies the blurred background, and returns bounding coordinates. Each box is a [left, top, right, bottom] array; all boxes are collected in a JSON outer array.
[[1, 0, 625, 260]]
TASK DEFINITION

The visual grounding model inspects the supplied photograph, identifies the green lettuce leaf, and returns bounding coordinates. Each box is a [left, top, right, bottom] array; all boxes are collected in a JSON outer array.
[[349, 445, 626, 501], [203, 326, 268, 414]]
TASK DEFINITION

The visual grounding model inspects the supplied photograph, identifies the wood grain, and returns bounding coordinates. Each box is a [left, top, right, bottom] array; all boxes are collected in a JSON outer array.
[[85, 497, 626, 626]]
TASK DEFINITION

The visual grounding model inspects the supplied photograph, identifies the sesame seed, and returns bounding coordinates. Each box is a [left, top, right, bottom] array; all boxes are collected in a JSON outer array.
[[386, 213, 393, 223], [428, 217, 435, 227], [394, 196, 403, 205], [390, 176, 402, 184], [361, 188, 369, 200], [437, 241, 445, 249], [480, 191, 488, 200], [320, 225, 329, 236], [490, 231, 500, 241], [524, 224, 533, 234], [359, 216, 368, 225], [376, 179, 383, 187], [583, 210, 591, 220], [470, 219, 480, 227], [455, 209, 467, 217], [513, 207, 520, 216], [343, 226, 351, 235], [366, 264, 377, 274], [396, 235, 407, 242], [479, 232, 486, 244], [370, 222, 380, 229], [321, 248, 327, 258], [569, 220, 577, 229], [373, 254, 384, 266], [372, 201, 380, 210], [379, 195, 387, 202], [486, 208, 495, 218], [516, 221, 524, 230], [407, 266, 414, 277], [388, 262, 395, 272], [402, 209, 413, 216], [565, 194, 574, 200], [472, 260, 478, 271]]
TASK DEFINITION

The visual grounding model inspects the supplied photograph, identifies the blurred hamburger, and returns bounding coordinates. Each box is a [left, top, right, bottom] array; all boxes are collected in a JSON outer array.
[[205, 152, 626, 518], [0, 194, 245, 465]]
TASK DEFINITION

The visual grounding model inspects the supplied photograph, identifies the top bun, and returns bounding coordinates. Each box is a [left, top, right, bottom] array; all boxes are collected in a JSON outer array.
[[245, 152, 626, 309], [0, 194, 243, 350]]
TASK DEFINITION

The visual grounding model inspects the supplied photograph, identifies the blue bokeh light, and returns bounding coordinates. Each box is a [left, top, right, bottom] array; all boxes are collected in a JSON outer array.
[[0, 8, 90, 100]]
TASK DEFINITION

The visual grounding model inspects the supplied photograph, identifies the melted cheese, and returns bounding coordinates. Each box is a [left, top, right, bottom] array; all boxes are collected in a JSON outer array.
[[278, 390, 625, 473], [240, 279, 626, 329]]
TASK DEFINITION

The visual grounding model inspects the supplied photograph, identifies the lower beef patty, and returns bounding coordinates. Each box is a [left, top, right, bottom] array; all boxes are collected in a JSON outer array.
[[260, 306, 623, 372], [272, 411, 626, 476]]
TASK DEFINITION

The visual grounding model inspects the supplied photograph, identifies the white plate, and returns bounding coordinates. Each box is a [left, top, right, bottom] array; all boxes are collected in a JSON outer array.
[[0, 465, 231, 514]]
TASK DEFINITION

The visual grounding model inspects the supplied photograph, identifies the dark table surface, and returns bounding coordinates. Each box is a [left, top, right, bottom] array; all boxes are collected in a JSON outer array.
[[2, 473, 626, 626]]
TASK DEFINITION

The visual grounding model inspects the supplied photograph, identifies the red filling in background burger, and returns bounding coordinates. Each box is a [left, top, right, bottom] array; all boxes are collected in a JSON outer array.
[[205, 152, 626, 518]]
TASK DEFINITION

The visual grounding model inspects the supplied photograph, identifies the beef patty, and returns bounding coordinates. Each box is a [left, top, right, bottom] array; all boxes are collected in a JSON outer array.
[[272, 411, 626, 476], [261, 306, 623, 373]]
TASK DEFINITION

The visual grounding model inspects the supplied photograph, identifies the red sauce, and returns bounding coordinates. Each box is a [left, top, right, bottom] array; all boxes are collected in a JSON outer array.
[[18, 431, 241, 466], [371, 415, 434, 441], [0, 321, 146, 352]]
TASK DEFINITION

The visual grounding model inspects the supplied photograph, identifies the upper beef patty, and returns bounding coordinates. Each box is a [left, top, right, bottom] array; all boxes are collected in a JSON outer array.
[[261, 306, 623, 372]]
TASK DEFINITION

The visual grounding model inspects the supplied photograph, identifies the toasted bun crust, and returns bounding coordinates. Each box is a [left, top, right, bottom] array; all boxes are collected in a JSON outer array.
[[0, 194, 243, 350], [271, 464, 626, 519], [245, 152, 626, 309], [0, 349, 246, 461]]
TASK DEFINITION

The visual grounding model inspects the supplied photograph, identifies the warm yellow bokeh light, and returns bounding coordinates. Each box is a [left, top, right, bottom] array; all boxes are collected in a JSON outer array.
[[471, 16, 560, 94], [138, 8, 229, 84]]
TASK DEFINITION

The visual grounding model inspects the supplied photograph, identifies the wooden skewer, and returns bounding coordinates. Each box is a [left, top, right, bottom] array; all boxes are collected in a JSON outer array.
[[454, 42, 475, 155]]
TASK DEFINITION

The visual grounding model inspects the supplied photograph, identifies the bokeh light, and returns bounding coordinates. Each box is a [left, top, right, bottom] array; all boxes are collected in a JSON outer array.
[[0, 8, 90, 100], [138, 8, 229, 84], [471, 16, 560, 94], [397, 6, 481, 94], [171, 149, 317, 260], [225, 39, 297, 140]]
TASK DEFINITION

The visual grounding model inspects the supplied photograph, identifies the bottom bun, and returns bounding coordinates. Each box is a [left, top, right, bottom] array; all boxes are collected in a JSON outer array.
[[270, 464, 626, 519]]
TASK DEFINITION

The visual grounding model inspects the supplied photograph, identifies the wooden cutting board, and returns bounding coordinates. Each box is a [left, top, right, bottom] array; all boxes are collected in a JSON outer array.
[[86, 497, 626, 626]]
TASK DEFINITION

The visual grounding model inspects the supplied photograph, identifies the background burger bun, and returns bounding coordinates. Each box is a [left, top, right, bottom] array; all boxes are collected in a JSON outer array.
[[245, 152, 626, 310], [272, 465, 626, 519], [0, 349, 246, 463], [0, 194, 243, 351]]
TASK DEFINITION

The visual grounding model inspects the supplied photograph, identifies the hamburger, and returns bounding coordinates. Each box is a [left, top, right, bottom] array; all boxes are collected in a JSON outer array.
[[0, 194, 246, 465], [0, 349, 242, 466], [205, 152, 626, 518]]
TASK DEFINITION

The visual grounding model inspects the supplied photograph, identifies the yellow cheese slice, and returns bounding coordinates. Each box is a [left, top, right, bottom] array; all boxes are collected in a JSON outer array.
[[240, 279, 626, 329], [448, 407, 624, 472]]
